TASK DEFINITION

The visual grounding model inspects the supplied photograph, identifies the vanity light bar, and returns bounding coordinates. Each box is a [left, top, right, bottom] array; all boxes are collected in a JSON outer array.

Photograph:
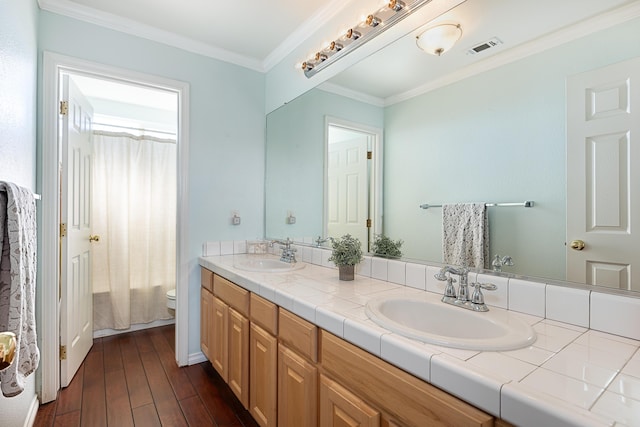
[[302, 0, 434, 78]]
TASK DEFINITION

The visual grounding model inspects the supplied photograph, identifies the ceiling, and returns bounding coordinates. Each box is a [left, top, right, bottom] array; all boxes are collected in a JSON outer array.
[[327, 0, 638, 103], [41, 0, 640, 102]]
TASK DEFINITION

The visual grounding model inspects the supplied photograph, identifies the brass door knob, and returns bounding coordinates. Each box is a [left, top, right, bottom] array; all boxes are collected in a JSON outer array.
[[0, 332, 17, 370], [570, 240, 585, 251], [89, 235, 100, 243]]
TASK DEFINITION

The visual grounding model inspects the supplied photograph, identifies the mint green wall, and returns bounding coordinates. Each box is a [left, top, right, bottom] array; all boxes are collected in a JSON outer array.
[[265, 89, 383, 239], [383, 18, 640, 279], [38, 11, 266, 357], [0, 1, 38, 425]]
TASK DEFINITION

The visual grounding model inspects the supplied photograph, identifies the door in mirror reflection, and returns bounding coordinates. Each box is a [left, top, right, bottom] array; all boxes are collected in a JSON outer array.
[[567, 56, 640, 291], [326, 121, 382, 252]]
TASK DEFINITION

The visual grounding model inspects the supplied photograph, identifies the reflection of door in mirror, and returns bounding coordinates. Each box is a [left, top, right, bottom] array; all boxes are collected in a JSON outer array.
[[325, 120, 382, 252], [567, 56, 640, 292]]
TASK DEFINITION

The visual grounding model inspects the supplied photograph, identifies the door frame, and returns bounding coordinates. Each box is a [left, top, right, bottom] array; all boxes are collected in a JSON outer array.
[[324, 117, 383, 247], [40, 52, 190, 403]]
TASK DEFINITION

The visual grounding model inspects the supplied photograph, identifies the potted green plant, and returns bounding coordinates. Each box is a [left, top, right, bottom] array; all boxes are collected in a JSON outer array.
[[371, 234, 403, 259], [327, 234, 363, 281]]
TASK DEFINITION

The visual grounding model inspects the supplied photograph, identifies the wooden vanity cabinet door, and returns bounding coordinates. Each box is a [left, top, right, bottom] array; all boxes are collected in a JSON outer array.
[[200, 286, 213, 360], [211, 296, 229, 381], [249, 323, 277, 427], [228, 307, 249, 408], [278, 344, 318, 427], [320, 374, 380, 427]]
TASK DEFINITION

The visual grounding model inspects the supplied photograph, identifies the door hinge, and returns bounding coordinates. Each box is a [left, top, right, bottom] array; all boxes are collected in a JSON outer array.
[[366, 219, 372, 228], [367, 151, 372, 160], [60, 223, 67, 238], [60, 345, 67, 360], [59, 100, 69, 116]]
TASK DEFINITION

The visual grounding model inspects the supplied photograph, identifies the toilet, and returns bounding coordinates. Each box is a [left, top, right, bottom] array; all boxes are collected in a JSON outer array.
[[166, 288, 176, 309]]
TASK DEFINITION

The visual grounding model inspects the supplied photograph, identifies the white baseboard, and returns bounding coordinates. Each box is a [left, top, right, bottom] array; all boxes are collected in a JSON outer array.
[[93, 318, 175, 338], [24, 395, 39, 427], [188, 351, 208, 366]]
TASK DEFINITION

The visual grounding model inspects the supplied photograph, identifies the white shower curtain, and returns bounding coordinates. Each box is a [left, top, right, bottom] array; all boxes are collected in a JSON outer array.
[[91, 131, 176, 330]]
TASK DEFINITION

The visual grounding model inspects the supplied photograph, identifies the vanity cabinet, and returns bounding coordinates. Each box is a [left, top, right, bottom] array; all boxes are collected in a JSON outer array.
[[249, 294, 278, 427], [200, 266, 512, 427], [200, 269, 214, 359], [210, 274, 250, 408], [278, 309, 318, 427]]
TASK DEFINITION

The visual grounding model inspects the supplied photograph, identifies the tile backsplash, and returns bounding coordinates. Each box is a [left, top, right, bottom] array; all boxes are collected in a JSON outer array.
[[202, 240, 640, 341]]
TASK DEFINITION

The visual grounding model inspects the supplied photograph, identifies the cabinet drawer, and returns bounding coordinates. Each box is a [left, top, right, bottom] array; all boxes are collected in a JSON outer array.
[[320, 330, 493, 427], [250, 293, 278, 335], [214, 274, 249, 317], [201, 268, 213, 292], [278, 309, 317, 362]]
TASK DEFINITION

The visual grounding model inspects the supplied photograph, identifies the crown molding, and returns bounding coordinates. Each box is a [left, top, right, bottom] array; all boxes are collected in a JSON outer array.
[[385, 1, 640, 106], [38, 0, 264, 72], [262, 0, 353, 72], [317, 81, 385, 107]]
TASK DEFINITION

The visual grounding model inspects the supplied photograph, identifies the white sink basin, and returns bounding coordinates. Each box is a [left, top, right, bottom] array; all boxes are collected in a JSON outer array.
[[233, 256, 305, 273], [365, 294, 536, 351]]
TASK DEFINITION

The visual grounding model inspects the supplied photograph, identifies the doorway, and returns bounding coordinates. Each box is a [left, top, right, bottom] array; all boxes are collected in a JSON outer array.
[[40, 52, 190, 403], [325, 118, 383, 251]]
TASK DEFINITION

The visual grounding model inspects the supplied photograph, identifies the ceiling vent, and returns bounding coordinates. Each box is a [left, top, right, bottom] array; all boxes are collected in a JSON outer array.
[[467, 37, 503, 55]]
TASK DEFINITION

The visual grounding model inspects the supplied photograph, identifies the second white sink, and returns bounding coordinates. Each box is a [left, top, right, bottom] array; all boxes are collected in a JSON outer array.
[[233, 255, 305, 273], [365, 293, 536, 351]]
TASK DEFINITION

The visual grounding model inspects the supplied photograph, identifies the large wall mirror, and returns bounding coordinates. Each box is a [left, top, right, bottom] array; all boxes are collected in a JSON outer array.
[[265, 0, 640, 292]]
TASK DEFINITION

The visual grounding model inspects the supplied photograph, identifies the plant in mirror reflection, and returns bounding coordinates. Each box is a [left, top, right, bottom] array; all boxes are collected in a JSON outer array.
[[371, 234, 403, 258]]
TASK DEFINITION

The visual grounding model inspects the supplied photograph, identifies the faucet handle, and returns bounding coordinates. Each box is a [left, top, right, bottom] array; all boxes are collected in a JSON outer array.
[[434, 268, 449, 281], [443, 276, 457, 299], [475, 283, 497, 291], [470, 282, 496, 305]]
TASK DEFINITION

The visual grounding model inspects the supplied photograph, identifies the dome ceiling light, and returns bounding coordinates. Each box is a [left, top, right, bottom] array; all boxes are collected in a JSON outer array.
[[416, 23, 463, 56]]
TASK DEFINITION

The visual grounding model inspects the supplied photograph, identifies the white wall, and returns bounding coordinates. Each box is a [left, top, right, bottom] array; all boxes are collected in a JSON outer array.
[[0, 0, 40, 425], [38, 11, 266, 358], [265, 88, 383, 239]]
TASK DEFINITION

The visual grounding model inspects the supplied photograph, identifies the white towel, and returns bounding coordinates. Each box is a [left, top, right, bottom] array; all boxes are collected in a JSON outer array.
[[0, 182, 39, 397], [442, 203, 489, 269]]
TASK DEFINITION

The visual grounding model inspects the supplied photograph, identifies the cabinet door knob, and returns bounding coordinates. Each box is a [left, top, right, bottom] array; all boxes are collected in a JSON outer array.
[[89, 235, 100, 243], [570, 240, 585, 251]]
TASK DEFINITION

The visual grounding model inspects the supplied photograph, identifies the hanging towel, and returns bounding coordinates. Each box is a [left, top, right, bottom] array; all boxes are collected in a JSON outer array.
[[442, 203, 489, 269], [0, 182, 39, 397]]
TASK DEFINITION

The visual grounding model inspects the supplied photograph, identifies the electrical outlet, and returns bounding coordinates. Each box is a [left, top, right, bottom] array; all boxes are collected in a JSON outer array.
[[231, 212, 241, 225], [286, 211, 296, 224]]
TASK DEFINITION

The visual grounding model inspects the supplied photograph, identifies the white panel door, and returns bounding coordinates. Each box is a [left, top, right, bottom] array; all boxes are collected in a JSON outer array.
[[60, 75, 94, 386], [327, 136, 369, 246], [567, 57, 640, 291]]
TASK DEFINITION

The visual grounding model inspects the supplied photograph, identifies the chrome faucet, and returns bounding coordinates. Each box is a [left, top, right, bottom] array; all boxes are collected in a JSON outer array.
[[315, 236, 330, 247], [271, 238, 297, 263], [435, 266, 496, 312], [492, 254, 514, 272]]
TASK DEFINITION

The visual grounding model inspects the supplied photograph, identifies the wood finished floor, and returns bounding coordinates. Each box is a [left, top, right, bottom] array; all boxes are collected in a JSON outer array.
[[34, 325, 259, 427]]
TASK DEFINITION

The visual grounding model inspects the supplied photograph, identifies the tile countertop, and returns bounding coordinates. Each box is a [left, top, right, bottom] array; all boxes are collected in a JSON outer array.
[[199, 254, 640, 427]]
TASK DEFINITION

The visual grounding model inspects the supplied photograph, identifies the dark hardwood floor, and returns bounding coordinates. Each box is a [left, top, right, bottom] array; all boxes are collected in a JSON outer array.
[[34, 325, 260, 427]]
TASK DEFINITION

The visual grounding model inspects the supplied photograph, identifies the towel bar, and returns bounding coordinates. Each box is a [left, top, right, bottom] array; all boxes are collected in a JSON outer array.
[[420, 201, 534, 209]]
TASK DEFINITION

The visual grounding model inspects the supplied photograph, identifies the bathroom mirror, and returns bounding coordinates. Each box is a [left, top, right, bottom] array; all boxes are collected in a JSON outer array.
[[265, 0, 640, 291]]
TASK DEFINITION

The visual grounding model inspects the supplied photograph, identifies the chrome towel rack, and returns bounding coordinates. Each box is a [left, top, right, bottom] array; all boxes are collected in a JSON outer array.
[[419, 201, 534, 209]]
